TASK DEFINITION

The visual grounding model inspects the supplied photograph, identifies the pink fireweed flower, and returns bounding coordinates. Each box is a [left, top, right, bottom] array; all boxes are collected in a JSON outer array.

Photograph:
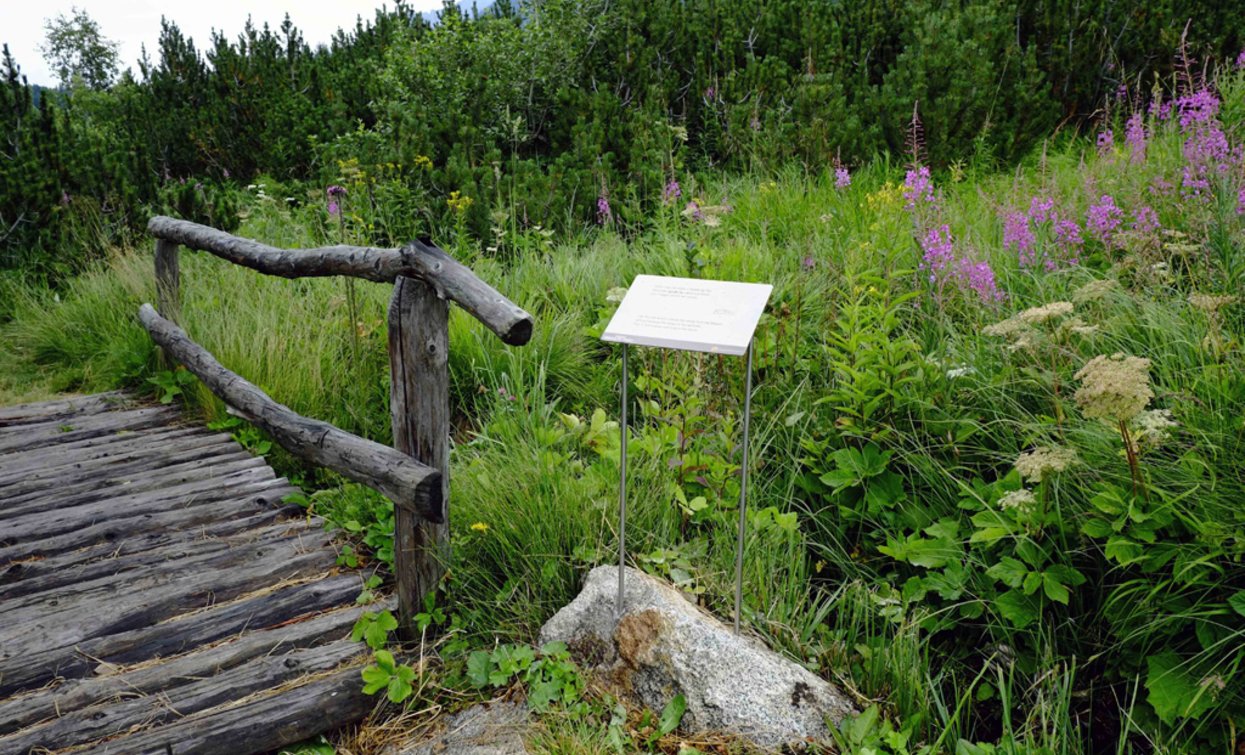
[[597, 195, 612, 224], [1052, 217, 1083, 267], [1237, 187, 1245, 215], [1028, 195, 1055, 225], [1087, 195, 1124, 246], [919, 224, 956, 284], [662, 179, 682, 204], [1133, 205, 1161, 235], [1097, 129, 1114, 155], [903, 166, 936, 211], [1003, 211, 1038, 268], [1181, 166, 1211, 200], [1125, 113, 1147, 162], [835, 166, 851, 189], [1175, 89, 1220, 129], [957, 257, 1004, 303]]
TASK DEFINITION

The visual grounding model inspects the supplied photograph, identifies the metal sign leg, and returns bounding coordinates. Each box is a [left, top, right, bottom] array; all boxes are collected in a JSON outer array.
[[617, 343, 628, 619], [733, 341, 753, 633]]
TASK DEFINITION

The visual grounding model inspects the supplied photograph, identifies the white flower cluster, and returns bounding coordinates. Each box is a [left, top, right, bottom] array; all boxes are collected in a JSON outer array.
[[1074, 353, 1153, 422]]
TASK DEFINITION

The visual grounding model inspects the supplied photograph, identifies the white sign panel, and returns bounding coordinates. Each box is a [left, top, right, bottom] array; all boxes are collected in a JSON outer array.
[[601, 275, 772, 356]]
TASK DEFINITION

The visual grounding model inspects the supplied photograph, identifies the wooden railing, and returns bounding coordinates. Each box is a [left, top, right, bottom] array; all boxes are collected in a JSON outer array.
[[142, 216, 533, 638]]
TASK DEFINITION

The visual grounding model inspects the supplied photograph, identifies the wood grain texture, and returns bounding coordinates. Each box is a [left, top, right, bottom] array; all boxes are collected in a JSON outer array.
[[0, 392, 382, 751], [148, 215, 533, 345], [155, 237, 181, 323], [389, 275, 451, 639], [138, 303, 443, 522]]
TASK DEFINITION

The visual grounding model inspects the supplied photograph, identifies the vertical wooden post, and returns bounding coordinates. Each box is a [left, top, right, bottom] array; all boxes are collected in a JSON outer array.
[[154, 238, 181, 323], [388, 275, 450, 640]]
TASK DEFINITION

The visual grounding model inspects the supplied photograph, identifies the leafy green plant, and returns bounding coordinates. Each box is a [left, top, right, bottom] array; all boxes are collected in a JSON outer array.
[[361, 649, 418, 704], [147, 367, 195, 404], [465, 642, 584, 712]]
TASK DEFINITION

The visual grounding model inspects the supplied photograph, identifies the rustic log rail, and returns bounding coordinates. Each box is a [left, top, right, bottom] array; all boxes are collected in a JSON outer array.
[[145, 215, 533, 634]]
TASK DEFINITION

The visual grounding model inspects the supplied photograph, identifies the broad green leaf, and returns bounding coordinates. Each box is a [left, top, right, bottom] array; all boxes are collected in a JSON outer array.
[[1042, 572, 1070, 604], [387, 665, 415, 703], [466, 650, 492, 688], [985, 557, 1027, 589], [1104, 536, 1143, 565], [361, 664, 390, 695], [1022, 571, 1043, 596], [658, 694, 686, 736], [994, 589, 1038, 629], [1146, 651, 1216, 724], [1228, 591, 1245, 618]]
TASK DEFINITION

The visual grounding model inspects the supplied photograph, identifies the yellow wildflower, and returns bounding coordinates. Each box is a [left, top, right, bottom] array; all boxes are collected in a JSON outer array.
[[470, 522, 489, 533]]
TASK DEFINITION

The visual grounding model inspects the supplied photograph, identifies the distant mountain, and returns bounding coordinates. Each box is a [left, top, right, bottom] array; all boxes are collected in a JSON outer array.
[[421, 1, 498, 24]]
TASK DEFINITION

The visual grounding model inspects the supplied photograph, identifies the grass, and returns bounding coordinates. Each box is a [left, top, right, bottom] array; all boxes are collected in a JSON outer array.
[[3, 90, 1245, 753]]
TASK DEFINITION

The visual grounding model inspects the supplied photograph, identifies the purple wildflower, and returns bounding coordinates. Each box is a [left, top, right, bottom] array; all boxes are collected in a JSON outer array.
[[835, 166, 851, 189], [1181, 166, 1211, 200], [903, 166, 936, 211], [957, 257, 1003, 303], [1175, 89, 1220, 129], [704, 86, 717, 100], [597, 194, 612, 224], [1125, 113, 1147, 162], [1097, 129, 1114, 155], [1052, 218, 1084, 267], [663, 179, 682, 204], [1028, 195, 1055, 225], [1133, 205, 1161, 235], [801, 255, 816, 271], [60, 191, 71, 206], [1003, 211, 1038, 268], [684, 200, 702, 221], [919, 224, 956, 285], [1087, 195, 1124, 246], [326, 185, 347, 216], [1237, 49, 1245, 69], [1238, 187, 1245, 215]]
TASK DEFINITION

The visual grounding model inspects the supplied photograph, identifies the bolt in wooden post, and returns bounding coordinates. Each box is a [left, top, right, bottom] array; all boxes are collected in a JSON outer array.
[[154, 238, 181, 323], [388, 275, 450, 640]]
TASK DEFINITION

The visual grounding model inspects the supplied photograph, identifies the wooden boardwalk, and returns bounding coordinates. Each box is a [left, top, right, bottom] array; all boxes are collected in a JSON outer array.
[[0, 392, 379, 754]]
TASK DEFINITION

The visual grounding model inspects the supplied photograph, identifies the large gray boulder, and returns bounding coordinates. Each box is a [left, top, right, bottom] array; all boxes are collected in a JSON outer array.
[[540, 565, 856, 751]]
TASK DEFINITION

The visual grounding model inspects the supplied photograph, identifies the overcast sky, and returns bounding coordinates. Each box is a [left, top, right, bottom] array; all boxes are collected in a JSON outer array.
[[2, 1, 445, 86]]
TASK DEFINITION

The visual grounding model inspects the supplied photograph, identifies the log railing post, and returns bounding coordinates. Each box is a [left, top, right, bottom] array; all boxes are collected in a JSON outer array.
[[154, 239, 181, 323], [388, 275, 450, 639]]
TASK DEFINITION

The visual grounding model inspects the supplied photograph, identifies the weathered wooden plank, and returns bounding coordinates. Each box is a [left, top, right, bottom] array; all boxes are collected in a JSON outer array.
[[148, 215, 533, 346], [79, 657, 377, 755], [139, 303, 444, 522], [0, 600, 384, 736], [0, 428, 233, 487], [0, 460, 274, 544], [0, 572, 362, 695], [0, 443, 252, 513], [1, 520, 317, 613], [0, 506, 302, 598], [0, 545, 339, 693], [0, 406, 181, 455], [0, 477, 295, 562], [0, 391, 131, 426], [389, 275, 451, 639], [0, 531, 334, 646], [0, 639, 366, 752], [0, 426, 206, 478]]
